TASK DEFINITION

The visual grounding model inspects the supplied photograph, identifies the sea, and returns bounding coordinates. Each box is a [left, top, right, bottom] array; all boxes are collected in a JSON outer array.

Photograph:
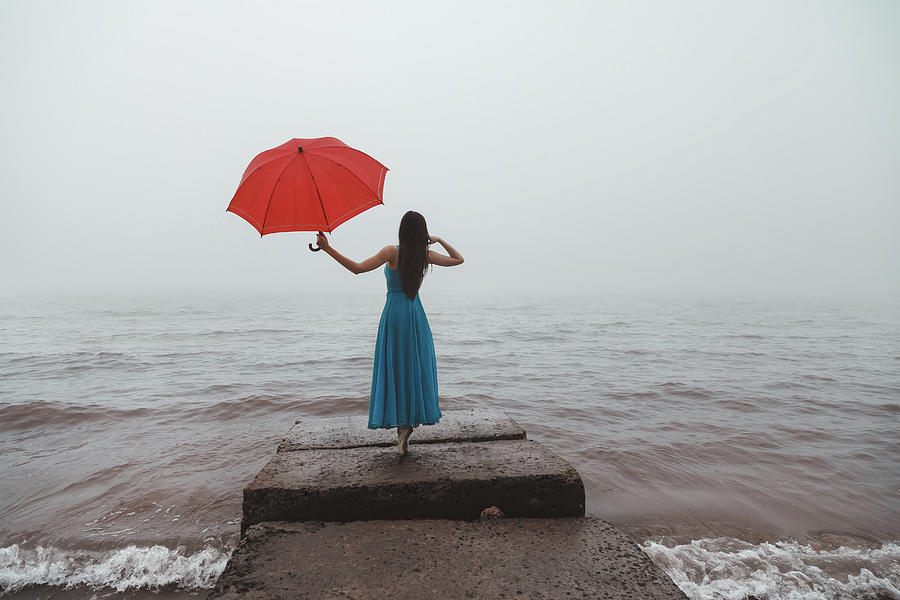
[[1, 292, 898, 599]]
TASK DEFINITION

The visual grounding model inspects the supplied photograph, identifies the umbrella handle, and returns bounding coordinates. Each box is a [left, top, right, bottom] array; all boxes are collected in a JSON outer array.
[[309, 231, 325, 252]]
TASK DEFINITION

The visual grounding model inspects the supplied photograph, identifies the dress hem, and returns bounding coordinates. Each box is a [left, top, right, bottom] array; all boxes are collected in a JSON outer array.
[[367, 419, 442, 430]]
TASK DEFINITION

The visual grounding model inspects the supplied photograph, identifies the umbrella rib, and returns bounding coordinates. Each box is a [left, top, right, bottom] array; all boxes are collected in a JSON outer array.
[[306, 151, 386, 201], [300, 153, 330, 231], [239, 150, 294, 186], [260, 154, 300, 235]]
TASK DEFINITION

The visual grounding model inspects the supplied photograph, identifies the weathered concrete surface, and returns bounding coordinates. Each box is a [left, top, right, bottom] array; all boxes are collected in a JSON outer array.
[[242, 440, 584, 534], [278, 408, 526, 451], [210, 518, 687, 600]]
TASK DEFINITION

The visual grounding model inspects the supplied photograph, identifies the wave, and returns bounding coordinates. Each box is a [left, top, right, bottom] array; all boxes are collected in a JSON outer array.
[[0, 401, 153, 431], [3, 351, 130, 365], [0, 543, 229, 594], [0, 394, 358, 433], [3, 351, 150, 372], [175, 394, 296, 420], [659, 382, 715, 400], [641, 537, 900, 600], [193, 327, 306, 338]]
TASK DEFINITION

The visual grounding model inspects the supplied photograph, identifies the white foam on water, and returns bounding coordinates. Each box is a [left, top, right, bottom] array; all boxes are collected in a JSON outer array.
[[641, 537, 900, 600], [0, 543, 230, 593]]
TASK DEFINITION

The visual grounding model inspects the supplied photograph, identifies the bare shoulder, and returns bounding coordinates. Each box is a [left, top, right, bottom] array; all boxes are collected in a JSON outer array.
[[383, 245, 398, 268]]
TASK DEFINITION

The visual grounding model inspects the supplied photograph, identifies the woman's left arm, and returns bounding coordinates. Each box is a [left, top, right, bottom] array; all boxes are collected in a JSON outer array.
[[427, 236, 464, 267], [317, 233, 393, 274]]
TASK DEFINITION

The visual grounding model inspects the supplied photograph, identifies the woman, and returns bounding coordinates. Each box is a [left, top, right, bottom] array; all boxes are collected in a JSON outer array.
[[315, 211, 464, 456]]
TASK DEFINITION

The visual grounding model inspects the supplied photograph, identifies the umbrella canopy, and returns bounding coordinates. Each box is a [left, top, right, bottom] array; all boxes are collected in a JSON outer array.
[[227, 137, 388, 236]]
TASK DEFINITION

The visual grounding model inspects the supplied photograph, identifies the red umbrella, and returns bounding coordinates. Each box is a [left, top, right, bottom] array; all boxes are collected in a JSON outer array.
[[227, 137, 388, 249]]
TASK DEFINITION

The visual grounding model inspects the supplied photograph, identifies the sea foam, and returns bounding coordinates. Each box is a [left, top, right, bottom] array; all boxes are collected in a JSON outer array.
[[0, 543, 229, 593], [641, 537, 900, 600]]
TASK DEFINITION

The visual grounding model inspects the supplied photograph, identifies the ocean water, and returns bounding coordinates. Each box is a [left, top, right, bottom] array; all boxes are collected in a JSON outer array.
[[1, 292, 898, 599]]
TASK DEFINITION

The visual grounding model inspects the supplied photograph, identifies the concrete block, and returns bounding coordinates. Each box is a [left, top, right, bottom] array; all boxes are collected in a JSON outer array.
[[242, 439, 584, 533], [210, 518, 687, 600], [277, 408, 526, 451]]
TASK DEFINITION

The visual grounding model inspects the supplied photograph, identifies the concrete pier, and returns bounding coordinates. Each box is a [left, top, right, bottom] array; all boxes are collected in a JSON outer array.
[[213, 410, 687, 599], [243, 439, 585, 532], [242, 409, 583, 534], [211, 519, 686, 600]]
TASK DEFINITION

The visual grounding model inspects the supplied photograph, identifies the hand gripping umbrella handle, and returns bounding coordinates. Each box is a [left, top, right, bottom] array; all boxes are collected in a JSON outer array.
[[309, 231, 325, 252]]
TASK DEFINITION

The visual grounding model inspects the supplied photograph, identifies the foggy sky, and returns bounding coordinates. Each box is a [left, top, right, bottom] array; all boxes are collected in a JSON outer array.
[[1, 1, 898, 301]]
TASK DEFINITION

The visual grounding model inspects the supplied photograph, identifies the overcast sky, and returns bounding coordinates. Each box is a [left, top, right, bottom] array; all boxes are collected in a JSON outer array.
[[1, 1, 897, 302]]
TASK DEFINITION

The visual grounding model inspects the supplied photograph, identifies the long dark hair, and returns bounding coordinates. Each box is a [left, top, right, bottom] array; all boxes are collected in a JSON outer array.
[[398, 211, 430, 299]]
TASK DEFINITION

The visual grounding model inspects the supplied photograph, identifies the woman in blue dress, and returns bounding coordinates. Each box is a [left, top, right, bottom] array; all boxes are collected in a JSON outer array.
[[315, 211, 464, 455]]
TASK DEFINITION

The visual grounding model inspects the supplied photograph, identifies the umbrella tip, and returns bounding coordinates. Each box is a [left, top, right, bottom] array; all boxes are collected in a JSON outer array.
[[298, 146, 303, 153]]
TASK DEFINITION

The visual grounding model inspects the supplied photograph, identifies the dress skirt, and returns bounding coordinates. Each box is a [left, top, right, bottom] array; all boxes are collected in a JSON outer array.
[[368, 268, 442, 429]]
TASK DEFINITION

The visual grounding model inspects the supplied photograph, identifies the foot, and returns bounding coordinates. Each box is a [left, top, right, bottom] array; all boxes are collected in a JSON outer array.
[[402, 425, 413, 454], [397, 426, 412, 456]]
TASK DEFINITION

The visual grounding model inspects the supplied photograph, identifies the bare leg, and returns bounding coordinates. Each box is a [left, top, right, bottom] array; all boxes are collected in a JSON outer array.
[[397, 425, 412, 456]]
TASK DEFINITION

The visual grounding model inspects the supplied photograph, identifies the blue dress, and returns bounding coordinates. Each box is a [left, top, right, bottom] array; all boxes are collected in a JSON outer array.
[[368, 263, 442, 429]]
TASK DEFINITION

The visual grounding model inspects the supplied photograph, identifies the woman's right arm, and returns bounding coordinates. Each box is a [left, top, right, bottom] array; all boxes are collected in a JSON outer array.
[[428, 236, 464, 267], [317, 233, 394, 274]]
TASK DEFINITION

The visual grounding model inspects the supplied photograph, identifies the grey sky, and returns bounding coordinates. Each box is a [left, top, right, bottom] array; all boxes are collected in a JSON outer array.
[[1, 1, 898, 301]]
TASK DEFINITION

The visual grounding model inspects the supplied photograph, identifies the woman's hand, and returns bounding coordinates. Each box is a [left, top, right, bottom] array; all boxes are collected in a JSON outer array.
[[316, 232, 330, 251], [427, 236, 464, 267], [427, 236, 442, 246]]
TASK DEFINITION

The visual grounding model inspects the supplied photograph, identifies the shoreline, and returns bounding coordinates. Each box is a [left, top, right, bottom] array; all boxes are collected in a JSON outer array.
[[2, 530, 898, 598]]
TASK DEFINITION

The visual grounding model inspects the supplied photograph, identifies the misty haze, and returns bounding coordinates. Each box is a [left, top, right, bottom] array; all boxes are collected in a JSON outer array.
[[1, 2, 897, 302]]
